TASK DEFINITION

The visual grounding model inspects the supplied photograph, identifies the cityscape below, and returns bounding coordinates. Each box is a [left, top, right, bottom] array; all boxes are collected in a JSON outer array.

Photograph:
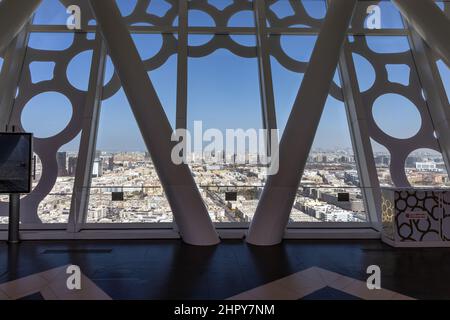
[[4, 147, 445, 225]]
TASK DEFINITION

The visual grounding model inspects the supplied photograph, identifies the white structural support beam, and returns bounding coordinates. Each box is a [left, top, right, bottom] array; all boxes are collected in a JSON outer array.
[[247, 0, 357, 246], [254, 0, 278, 155], [176, 0, 188, 131], [68, 36, 107, 232], [0, 0, 42, 53], [0, 27, 30, 130], [406, 26, 450, 178], [392, 0, 450, 67], [338, 40, 382, 228], [89, 0, 219, 246]]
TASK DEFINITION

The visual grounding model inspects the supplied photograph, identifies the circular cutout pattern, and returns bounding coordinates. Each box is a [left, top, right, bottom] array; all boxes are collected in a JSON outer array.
[[132, 34, 163, 61], [67, 50, 93, 91], [280, 35, 316, 62], [372, 94, 422, 139], [352, 53, 375, 92], [21, 92, 73, 139], [188, 9, 215, 27], [405, 148, 445, 186]]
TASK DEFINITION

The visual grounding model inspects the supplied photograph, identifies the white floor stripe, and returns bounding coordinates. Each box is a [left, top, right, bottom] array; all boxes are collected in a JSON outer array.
[[228, 267, 415, 300], [0, 265, 111, 300]]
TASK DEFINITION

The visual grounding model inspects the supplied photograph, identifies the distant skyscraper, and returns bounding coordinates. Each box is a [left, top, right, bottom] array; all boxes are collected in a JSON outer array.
[[92, 159, 103, 177], [375, 155, 390, 166], [68, 156, 77, 176], [406, 156, 420, 168], [57, 152, 68, 177], [108, 156, 114, 171]]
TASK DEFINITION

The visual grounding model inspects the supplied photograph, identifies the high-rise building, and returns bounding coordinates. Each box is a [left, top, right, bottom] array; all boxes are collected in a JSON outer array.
[[375, 155, 390, 166], [56, 152, 68, 177], [68, 156, 77, 176], [108, 156, 114, 171], [92, 159, 103, 178], [406, 156, 420, 168]]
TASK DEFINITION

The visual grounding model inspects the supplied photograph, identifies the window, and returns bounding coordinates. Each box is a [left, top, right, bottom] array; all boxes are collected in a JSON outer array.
[[292, 96, 367, 223], [87, 34, 176, 224], [371, 139, 393, 187], [88, 89, 173, 224], [1, 0, 449, 231], [269, 31, 366, 223], [187, 35, 264, 223]]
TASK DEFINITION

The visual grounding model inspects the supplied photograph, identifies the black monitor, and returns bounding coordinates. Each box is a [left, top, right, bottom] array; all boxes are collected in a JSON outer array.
[[111, 191, 124, 201], [0, 133, 33, 194], [338, 192, 350, 202], [225, 191, 238, 202]]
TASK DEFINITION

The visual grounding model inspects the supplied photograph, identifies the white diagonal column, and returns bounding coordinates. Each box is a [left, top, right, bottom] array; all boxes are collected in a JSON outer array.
[[89, 0, 219, 246], [254, 0, 278, 156], [247, 0, 357, 246], [0, 0, 42, 53], [339, 40, 382, 228], [392, 0, 450, 67], [68, 36, 106, 232]]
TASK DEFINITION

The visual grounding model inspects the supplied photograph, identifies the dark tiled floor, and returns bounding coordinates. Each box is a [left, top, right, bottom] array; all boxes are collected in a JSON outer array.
[[1, 239, 449, 300]]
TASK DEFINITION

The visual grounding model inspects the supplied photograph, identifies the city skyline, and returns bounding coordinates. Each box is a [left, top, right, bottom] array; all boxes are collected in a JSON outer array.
[[21, 145, 448, 226]]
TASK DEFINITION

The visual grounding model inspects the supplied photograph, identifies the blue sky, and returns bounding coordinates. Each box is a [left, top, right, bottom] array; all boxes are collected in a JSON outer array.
[[15, 0, 450, 154]]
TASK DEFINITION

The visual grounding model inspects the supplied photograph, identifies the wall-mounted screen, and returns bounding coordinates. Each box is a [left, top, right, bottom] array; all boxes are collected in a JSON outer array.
[[225, 192, 238, 202], [338, 192, 350, 202], [0, 133, 33, 194], [112, 192, 124, 202]]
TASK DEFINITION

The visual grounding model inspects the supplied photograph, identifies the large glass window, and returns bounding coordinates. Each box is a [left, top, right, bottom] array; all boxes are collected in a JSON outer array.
[[88, 89, 173, 224], [292, 95, 367, 223], [87, 34, 176, 224], [187, 35, 264, 223], [2, 0, 450, 230], [270, 32, 366, 223]]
